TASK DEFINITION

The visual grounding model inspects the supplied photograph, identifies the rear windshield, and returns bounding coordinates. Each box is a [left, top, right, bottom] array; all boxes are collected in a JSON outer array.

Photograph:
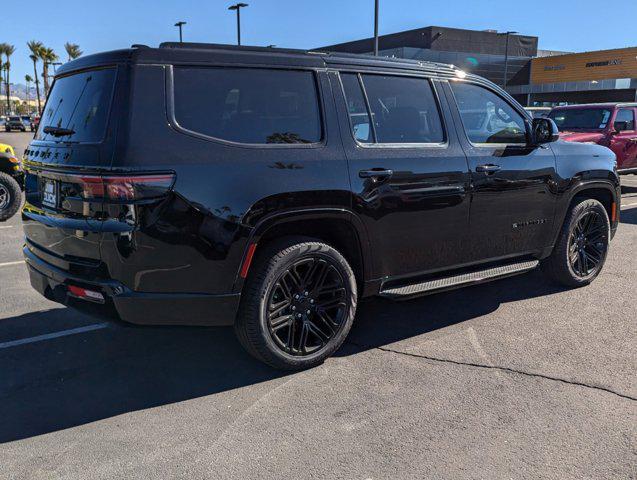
[[36, 67, 116, 143], [548, 108, 612, 131]]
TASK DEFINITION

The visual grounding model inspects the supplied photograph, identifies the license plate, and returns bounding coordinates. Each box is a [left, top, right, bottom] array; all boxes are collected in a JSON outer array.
[[42, 179, 58, 209]]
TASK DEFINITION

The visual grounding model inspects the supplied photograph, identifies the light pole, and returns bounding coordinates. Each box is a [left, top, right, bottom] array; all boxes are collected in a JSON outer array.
[[228, 3, 248, 46], [175, 21, 187, 43], [499, 31, 518, 89], [373, 0, 379, 56]]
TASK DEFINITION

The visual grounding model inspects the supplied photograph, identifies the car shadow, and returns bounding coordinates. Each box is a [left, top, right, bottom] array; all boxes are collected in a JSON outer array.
[[620, 205, 637, 225], [340, 268, 566, 353], [620, 184, 637, 195], [0, 268, 567, 444]]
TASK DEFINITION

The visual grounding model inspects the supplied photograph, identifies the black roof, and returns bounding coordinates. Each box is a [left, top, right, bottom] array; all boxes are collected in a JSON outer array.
[[55, 42, 465, 79]]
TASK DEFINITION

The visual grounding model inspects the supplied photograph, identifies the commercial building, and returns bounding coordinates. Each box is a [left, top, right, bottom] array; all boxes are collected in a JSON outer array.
[[319, 27, 637, 106], [509, 47, 637, 105], [318, 26, 537, 103]]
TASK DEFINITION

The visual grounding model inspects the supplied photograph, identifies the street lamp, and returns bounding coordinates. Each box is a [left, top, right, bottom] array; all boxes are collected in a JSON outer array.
[[228, 3, 248, 46], [498, 31, 518, 89], [373, 0, 379, 56], [174, 21, 187, 43]]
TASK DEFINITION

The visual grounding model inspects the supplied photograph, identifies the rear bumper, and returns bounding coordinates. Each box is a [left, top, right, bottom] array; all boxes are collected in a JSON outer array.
[[24, 246, 239, 327]]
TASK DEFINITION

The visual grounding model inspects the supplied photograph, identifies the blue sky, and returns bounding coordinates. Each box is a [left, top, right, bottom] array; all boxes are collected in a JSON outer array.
[[6, 0, 637, 84]]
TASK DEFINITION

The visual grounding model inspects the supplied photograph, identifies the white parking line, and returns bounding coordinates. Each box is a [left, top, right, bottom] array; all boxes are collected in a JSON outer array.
[[0, 225, 13, 229], [0, 260, 24, 268], [0, 323, 109, 350]]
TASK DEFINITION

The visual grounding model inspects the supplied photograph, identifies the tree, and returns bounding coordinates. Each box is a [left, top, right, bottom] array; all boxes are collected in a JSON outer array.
[[27, 41, 43, 115], [64, 42, 82, 62], [25, 74, 33, 110], [0, 44, 15, 114], [39, 47, 58, 97]]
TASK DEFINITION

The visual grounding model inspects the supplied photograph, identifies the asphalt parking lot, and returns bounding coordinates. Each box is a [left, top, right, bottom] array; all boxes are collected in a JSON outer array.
[[0, 131, 636, 479]]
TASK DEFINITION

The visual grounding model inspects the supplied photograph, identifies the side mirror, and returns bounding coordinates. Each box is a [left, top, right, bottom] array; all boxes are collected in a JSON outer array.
[[613, 121, 629, 133], [532, 117, 559, 145]]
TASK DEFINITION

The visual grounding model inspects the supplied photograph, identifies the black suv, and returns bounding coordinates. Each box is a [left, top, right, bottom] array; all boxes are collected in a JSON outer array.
[[22, 44, 620, 370]]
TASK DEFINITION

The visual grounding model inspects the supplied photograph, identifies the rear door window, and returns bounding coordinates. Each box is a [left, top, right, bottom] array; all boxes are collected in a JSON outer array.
[[173, 67, 322, 145], [358, 74, 445, 144], [340, 73, 373, 143], [36, 67, 116, 143]]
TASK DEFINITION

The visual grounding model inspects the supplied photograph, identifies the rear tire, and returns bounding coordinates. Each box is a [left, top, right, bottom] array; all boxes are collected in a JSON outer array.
[[0, 172, 21, 221], [235, 237, 357, 370], [541, 198, 610, 287]]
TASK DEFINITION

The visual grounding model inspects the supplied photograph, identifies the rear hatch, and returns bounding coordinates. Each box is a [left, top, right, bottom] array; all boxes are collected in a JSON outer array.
[[23, 66, 119, 273]]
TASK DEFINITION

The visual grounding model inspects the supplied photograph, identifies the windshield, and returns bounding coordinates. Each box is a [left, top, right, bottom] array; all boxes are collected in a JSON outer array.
[[548, 108, 613, 131], [36, 67, 116, 143], [9, 116, 20, 122]]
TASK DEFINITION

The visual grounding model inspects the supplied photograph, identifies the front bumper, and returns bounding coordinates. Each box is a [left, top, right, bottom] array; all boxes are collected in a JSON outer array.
[[24, 246, 240, 326]]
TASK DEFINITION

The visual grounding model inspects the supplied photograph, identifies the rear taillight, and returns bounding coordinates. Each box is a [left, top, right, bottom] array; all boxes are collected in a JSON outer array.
[[77, 174, 175, 201]]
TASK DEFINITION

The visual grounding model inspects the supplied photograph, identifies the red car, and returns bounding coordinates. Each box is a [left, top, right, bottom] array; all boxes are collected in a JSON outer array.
[[548, 103, 637, 174]]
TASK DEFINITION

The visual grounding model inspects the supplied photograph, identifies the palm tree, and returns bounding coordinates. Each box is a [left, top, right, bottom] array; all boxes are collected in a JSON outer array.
[[0, 44, 7, 114], [0, 44, 15, 114], [27, 41, 43, 115], [64, 42, 82, 62], [25, 74, 33, 110], [39, 47, 58, 97]]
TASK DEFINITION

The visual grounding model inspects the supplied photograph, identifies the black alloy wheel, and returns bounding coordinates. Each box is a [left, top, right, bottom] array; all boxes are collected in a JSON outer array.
[[567, 209, 608, 278], [541, 198, 610, 287], [266, 256, 348, 356], [235, 237, 357, 370]]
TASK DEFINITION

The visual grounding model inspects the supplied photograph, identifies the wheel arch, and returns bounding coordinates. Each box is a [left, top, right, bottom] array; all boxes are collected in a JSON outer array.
[[232, 208, 373, 295], [550, 179, 620, 249]]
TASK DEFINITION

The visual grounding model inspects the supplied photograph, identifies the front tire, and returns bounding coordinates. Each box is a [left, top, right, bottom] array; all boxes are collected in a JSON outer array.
[[541, 198, 610, 287], [235, 237, 357, 370], [0, 172, 22, 221]]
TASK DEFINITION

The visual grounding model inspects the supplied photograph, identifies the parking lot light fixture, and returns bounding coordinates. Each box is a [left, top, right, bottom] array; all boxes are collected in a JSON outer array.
[[373, 0, 379, 56], [174, 21, 187, 43], [498, 30, 518, 89], [228, 3, 249, 46]]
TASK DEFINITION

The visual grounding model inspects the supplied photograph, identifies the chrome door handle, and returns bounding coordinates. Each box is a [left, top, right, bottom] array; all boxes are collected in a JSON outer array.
[[359, 169, 394, 179], [476, 164, 501, 173]]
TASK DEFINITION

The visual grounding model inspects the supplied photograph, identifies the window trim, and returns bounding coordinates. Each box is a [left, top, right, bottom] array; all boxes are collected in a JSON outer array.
[[448, 79, 531, 148], [337, 70, 449, 149], [166, 65, 327, 149]]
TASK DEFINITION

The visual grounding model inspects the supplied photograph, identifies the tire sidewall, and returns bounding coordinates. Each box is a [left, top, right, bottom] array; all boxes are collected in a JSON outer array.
[[563, 200, 610, 285], [256, 243, 357, 368], [0, 173, 22, 221]]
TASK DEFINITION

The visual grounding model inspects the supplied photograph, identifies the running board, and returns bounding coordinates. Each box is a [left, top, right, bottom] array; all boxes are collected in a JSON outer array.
[[379, 260, 539, 300]]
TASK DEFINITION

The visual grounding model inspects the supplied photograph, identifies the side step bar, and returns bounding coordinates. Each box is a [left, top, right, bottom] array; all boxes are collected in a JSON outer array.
[[380, 260, 539, 300]]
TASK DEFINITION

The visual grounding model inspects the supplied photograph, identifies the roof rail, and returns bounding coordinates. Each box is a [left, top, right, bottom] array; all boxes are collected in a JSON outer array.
[[159, 42, 312, 56]]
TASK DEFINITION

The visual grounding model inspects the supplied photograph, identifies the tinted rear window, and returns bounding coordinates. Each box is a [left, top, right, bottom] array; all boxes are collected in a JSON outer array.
[[173, 67, 322, 144], [36, 67, 116, 143]]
